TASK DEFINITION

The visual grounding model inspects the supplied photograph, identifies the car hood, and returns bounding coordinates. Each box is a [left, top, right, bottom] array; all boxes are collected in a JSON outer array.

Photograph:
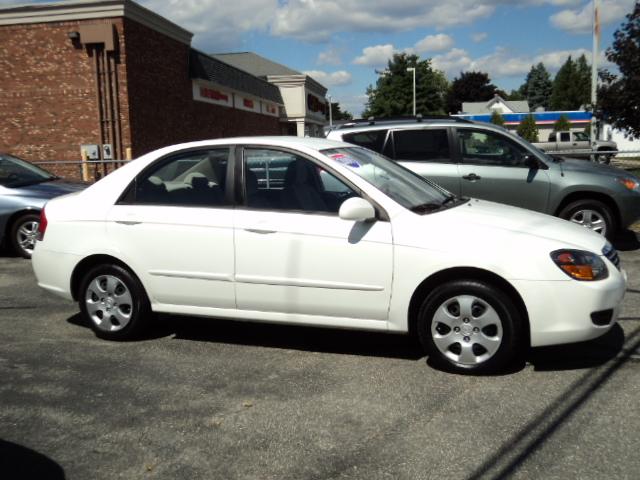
[[407, 199, 607, 254], [7, 179, 87, 198], [551, 157, 626, 178]]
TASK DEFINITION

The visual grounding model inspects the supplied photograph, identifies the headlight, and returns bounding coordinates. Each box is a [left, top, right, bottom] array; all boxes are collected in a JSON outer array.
[[616, 177, 640, 191], [550, 249, 608, 281]]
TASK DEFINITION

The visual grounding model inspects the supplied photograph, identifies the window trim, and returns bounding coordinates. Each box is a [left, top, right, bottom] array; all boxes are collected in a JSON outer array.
[[116, 146, 236, 208], [452, 126, 532, 169], [386, 126, 457, 164], [237, 145, 390, 221]]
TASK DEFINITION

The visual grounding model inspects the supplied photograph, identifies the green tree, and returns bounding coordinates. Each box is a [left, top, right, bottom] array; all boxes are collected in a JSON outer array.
[[550, 56, 591, 110], [523, 63, 553, 111], [363, 53, 448, 117], [446, 71, 497, 114], [553, 114, 572, 131], [329, 102, 353, 121], [516, 114, 539, 142], [599, 2, 640, 138], [507, 89, 526, 101], [490, 110, 505, 127]]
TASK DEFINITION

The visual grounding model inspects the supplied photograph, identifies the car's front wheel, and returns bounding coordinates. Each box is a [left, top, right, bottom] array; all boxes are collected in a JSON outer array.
[[10, 212, 40, 259], [558, 199, 615, 239], [417, 280, 524, 374], [79, 264, 151, 340]]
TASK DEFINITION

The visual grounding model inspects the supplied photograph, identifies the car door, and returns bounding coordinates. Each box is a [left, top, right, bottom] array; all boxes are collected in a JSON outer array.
[[107, 147, 236, 309], [455, 127, 551, 212], [388, 128, 461, 195], [234, 147, 393, 321]]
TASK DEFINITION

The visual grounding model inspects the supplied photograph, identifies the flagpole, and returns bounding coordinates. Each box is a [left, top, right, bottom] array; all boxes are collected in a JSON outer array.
[[591, 0, 600, 146]]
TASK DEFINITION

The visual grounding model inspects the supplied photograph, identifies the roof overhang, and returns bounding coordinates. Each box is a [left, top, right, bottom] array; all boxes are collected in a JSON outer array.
[[0, 0, 193, 45]]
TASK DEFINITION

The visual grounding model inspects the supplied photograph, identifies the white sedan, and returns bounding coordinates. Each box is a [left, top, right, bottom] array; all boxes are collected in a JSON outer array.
[[32, 137, 626, 373]]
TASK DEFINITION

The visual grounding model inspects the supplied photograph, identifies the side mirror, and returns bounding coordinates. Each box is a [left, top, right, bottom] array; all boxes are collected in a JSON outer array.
[[523, 155, 539, 169], [339, 197, 376, 222]]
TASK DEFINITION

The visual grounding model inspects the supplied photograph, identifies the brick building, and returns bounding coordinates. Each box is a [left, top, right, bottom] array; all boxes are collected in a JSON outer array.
[[0, 0, 287, 179]]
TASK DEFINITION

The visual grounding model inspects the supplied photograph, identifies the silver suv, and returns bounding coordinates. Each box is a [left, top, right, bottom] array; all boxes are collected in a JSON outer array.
[[327, 117, 640, 239]]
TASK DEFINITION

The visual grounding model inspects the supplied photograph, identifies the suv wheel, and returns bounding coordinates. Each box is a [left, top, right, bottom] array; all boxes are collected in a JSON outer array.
[[559, 199, 615, 239], [417, 280, 524, 374]]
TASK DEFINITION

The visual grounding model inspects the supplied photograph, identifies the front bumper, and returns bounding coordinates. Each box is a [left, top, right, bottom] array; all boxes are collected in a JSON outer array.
[[512, 267, 627, 347]]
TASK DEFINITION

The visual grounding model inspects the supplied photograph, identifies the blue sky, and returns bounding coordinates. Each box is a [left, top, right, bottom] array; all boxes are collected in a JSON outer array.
[[7, 0, 636, 115]]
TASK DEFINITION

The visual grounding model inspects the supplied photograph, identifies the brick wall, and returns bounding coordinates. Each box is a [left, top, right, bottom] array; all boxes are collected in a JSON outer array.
[[0, 19, 129, 180], [123, 18, 280, 157]]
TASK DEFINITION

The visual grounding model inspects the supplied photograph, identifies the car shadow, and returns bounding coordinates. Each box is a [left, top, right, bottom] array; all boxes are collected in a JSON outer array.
[[0, 440, 66, 479], [67, 312, 629, 370], [527, 323, 626, 371], [612, 228, 640, 251]]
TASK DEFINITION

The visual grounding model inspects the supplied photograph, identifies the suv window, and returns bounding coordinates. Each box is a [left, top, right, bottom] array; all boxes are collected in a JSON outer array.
[[560, 132, 570, 142], [392, 129, 451, 162], [244, 149, 356, 213], [134, 149, 229, 206], [457, 129, 528, 167], [342, 130, 388, 154]]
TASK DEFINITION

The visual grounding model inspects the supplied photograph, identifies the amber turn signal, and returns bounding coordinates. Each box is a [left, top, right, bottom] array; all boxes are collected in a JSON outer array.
[[551, 249, 608, 281]]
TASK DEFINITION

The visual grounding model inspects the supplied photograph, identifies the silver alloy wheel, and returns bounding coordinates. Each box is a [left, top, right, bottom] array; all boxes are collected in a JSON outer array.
[[569, 209, 607, 235], [16, 219, 39, 255], [85, 275, 133, 332], [431, 295, 503, 365]]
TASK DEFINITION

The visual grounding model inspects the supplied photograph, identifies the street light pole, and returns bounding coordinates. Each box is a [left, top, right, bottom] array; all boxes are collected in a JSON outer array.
[[406, 67, 416, 116], [328, 95, 333, 128]]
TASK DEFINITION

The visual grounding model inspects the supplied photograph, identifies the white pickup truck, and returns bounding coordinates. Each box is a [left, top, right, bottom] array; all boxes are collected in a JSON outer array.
[[533, 131, 617, 164]]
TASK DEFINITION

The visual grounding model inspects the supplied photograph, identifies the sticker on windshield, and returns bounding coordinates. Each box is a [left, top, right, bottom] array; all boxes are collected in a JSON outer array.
[[329, 153, 361, 168]]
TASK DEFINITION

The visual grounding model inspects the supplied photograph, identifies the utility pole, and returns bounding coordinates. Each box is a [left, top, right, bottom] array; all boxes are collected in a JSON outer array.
[[591, 0, 600, 146], [407, 67, 416, 116], [328, 95, 333, 128]]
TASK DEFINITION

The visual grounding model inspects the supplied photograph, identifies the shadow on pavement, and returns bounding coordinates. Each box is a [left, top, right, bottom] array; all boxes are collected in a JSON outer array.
[[612, 228, 640, 251], [527, 323, 626, 371], [467, 324, 640, 480], [0, 440, 65, 480]]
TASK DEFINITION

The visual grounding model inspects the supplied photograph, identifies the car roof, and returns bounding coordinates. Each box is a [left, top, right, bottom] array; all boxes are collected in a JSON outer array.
[[326, 117, 492, 137]]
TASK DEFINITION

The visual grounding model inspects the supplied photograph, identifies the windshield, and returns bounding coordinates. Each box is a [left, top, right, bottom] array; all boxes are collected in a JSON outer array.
[[321, 147, 456, 212], [0, 154, 56, 187]]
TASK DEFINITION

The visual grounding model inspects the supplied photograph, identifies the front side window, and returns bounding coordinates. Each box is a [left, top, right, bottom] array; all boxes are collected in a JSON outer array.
[[244, 149, 356, 214], [457, 129, 528, 167], [134, 149, 229, 207], [392, 129, 451, 163], [574, 132, 589, 141]]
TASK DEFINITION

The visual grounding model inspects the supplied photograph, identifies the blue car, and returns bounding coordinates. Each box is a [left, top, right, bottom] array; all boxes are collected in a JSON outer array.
[[0, 153, 85, 258]]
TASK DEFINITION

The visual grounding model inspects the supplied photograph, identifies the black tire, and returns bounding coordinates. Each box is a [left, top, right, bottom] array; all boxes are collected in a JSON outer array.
[[558, 199, 616, 240], [596, 150, 613, 165], [78, 264, 151, 341], [417, 280, 524, 374], [10, 212, 40, 259]]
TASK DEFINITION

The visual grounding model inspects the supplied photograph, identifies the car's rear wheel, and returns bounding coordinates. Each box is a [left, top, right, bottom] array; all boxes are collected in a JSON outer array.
[[79, 264, 150, 340], [10, 213, 40, 259], [558, 199, 615, 239], [417, 280, 524, 374]]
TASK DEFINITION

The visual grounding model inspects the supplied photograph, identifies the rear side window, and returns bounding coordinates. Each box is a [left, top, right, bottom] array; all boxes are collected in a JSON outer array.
[[392, 129, 451, 163], [560, 132, 571, 142], [132, 149, 230, 207], [342, 130, 388, 153]]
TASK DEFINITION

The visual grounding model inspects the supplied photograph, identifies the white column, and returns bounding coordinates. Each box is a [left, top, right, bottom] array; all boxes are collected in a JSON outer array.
[[296, 120, 305, 137]]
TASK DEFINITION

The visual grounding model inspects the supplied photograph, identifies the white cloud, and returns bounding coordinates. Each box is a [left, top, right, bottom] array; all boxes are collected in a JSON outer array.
[[414, 34, 454, 53], [271, 0, 496, 42], [353, 44, 397, 67], [303, 70, 353, 87], [550, 0, 635, 34], [432, 45, 612, 78], [139, 0, 278, 49], [471, 32, 488, 42], [317, 47, 342, 66]]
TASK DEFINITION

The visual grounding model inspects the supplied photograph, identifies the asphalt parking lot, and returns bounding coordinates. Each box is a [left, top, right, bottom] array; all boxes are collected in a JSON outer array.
[[1, 237, 639, 480]]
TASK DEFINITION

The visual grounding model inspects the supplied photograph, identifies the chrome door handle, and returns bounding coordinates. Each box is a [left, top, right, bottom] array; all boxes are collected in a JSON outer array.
[[462, 173, 481, 181], [245, 228, 276, 234], [115, 220, 142, 225]]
